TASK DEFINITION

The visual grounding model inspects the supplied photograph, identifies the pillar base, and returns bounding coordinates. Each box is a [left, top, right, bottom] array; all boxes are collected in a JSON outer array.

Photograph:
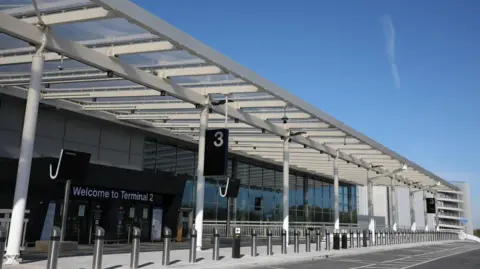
[[4, 255, 22, 265]]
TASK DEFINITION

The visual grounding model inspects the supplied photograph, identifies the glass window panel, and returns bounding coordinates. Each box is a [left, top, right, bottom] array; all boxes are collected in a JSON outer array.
[[176, 148, 195, 176], [204, 179, 217, 203], [295, 177, 303, 209], [143, 138, 156, 171], [289, 209, 296, 222], [155, 143, 177, 173], [182, 180, 194, 208]]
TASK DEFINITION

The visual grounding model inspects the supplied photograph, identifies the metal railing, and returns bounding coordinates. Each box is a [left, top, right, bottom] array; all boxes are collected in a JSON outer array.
[[0, 218, 29, 250]]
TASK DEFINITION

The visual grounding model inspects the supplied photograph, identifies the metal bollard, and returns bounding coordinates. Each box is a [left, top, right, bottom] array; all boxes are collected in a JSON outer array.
[[356, 230, 360, 248], [362, 230, 367, 247], [130, 227, 141, 269], [349, 230, 353, 248], [326, 230, 331, 250], [92, 226, 105, 269], [189, 228, 197, 263], [267, 228, 273, 256], [251, 229, 257, 257], [315, 229, 321, 252], [369, 231, 373, 247], [281, 229, 287, 254], [46, 227, 61, 269], [0, 228, 5, 269], [212, 228, 220, 261], [163, 227, 172, 265], [305, 229, 311, 252], [294, 229, 299, 253]]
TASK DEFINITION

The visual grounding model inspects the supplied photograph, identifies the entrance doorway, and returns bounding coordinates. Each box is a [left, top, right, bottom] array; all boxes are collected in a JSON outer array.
[[54, 199, 154, 244]]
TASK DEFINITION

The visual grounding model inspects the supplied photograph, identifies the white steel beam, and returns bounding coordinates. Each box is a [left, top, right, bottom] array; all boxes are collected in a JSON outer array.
[[0, 41, 175, 65], [21, 6, 114, 26], [82, 102, 195, 110], [41, 84, 259, 99], [116, 111, 309, 120], [80, 100, 285, 111]]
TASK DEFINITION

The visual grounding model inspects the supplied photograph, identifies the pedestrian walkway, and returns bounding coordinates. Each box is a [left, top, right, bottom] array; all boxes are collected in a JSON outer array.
[[3, 240, 462, 269]]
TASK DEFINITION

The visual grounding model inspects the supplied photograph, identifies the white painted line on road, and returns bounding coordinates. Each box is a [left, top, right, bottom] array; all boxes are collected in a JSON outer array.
[[348, 245, 468, 269], [349, 264, 378, 269], [268, 267, 286, 269], [399, 247, 480, 269], [331, 259, 372, 264]]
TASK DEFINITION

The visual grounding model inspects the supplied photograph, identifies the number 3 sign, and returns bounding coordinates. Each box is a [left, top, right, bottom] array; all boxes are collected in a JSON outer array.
[[204, 128, 229, 176]]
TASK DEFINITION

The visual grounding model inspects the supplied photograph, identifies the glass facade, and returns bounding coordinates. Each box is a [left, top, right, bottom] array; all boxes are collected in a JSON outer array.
[[143, 137, 357, 223]]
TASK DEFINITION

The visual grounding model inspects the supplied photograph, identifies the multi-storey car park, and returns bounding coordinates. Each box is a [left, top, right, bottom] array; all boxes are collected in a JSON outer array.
[[0, 0, 474, 265]]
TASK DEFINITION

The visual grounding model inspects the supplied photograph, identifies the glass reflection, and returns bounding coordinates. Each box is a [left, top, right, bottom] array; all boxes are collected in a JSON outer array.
[[143, 138, 359, 224]]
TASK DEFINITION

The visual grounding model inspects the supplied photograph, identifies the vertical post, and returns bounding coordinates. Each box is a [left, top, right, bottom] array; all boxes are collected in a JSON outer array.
[[333, 152, 340, 232], [92, 227, 105, 269], [194, 105, 209, 250], [60, 179, 71, 242], [367, 171, 375, 242], [46, 227, 61, 269], [130, 227, 141, 269], [424, 191, 429, 231], [409, 185, 416, 232], [226, 197, 231, 237], [390, 179, 397, 231], [303, 176, 309, 222], [434, 191, 439, 231], [189, 228, 197, 263], [282, 137, 289, 246], [5, 52, 45, 264]]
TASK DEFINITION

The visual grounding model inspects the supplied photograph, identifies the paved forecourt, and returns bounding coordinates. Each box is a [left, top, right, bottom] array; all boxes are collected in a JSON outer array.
[[2, 240, 470, 269]]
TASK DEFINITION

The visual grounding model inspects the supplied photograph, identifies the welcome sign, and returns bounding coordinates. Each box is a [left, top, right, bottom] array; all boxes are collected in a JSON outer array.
[[71, 185, 156, 203]]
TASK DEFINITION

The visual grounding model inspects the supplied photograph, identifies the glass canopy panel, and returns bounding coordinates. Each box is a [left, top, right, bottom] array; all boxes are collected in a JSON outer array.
[[46, 79, 140, 90], [0, 59, 92, 73], [0, 33, 30, 50], [1, 0, 92, 15], [51, 17, 150, 42], [119, 51, 205, 67], [169, 74, 239, 85]]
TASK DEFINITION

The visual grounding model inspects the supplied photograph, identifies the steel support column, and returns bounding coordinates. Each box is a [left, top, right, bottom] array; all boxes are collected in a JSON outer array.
[[390, 179, 398, 231], [424, 190, 429, 231], [409, 185, 416, 232], [5, 52, 45, 264], [283, 137, 289, 246], [194, 105, 209, 250], [367, 171, 375, 241], [434, 191, 440, 231], [333, 152, 340, 232]]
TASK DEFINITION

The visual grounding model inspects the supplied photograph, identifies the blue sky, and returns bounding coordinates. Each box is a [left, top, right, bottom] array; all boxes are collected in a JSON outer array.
[[132, 0, 480, 228]]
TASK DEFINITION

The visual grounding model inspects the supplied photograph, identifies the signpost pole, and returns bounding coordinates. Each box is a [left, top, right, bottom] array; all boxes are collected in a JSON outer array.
[[60, 179, 71, 242]]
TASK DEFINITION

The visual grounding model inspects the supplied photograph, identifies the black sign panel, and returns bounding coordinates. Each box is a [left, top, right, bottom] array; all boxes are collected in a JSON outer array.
[[204, 128, 229, 176], [220, 179, 240, 198], [52, 149, 91, 181], [70, 185, 159, 204], [426, 198, 436, 213]]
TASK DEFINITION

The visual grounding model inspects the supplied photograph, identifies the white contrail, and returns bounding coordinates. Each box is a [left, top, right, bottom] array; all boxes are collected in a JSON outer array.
[[381, 15, 400, 89]]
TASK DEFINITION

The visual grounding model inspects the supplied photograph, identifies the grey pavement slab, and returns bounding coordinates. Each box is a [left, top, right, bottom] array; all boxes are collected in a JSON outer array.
[[2, 240, 469, 269]]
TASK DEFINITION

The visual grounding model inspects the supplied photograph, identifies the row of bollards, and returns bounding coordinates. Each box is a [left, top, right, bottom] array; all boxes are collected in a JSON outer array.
[[41, 226, 457, 269], [1, 228, 7, 269]]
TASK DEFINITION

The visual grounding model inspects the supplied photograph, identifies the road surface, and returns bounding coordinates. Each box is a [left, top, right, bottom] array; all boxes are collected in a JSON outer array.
[[256, 242, 480, 269]]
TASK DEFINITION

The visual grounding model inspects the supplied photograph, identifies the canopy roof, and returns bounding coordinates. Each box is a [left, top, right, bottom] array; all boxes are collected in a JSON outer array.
[[0, 0, 457, 191]]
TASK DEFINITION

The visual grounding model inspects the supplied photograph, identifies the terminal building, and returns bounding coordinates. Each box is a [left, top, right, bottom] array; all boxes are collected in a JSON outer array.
[[0, 0, 472, 264]]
